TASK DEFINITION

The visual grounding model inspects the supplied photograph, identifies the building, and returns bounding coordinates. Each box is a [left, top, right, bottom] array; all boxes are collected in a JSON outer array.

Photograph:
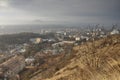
[[75, 37, 80, 41], [0, 55, 25, 80], [30, 38, 42, 44], [110, 29, 119, 35], [25, 57, 35, 66]]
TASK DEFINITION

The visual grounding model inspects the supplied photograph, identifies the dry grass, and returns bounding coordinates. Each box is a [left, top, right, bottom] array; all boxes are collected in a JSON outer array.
[[31, 34, 120, 80]]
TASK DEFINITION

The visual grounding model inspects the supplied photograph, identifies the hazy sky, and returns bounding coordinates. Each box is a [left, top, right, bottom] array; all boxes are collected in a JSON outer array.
[[0, 0, 120, 25]]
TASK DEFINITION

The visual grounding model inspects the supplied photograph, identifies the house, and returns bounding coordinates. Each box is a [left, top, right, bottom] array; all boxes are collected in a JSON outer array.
[[48, 38, 56, 42], [52, 41, 75, 48], [0, 55, 25, 79], [75, 37, 80, 41], [110, 29, 119, 35], [25, 57, 35, 66], [30, 38, 42, 44], [80, 36, 89, 41]]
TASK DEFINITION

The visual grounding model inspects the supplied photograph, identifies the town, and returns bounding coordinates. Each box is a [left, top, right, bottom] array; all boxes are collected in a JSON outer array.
[[0, 25, 119, 80]]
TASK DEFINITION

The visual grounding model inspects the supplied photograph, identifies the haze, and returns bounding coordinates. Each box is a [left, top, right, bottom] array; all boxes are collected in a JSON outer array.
[[0, 0, 120, 26]]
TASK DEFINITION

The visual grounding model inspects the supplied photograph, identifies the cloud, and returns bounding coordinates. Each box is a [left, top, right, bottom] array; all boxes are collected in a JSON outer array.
[[0, 0, 9, 8], [0, 0, 120, 25]]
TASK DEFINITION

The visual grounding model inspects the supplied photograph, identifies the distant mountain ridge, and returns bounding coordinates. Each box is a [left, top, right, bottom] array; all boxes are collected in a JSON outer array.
[[0, 24, 115, 34]]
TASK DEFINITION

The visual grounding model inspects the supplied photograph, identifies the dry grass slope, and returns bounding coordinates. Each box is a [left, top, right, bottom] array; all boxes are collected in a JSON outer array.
[[32, 34, 120, 80]]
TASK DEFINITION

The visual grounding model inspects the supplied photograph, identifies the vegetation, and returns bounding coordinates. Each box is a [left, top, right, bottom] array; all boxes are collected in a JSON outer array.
[[20, 44, 75, 80], [0, 32, 55, 51], [25, 34, 120, 80]]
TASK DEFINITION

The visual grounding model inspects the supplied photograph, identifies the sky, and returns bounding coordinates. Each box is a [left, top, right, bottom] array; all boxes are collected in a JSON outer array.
[[0, 0, 120, 26]]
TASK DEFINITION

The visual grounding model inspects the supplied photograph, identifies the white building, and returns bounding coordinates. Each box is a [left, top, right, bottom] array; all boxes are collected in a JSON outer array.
[[110, 29, 119, 35], [75, 37, 80, 41], [25, 57, 35, 66]]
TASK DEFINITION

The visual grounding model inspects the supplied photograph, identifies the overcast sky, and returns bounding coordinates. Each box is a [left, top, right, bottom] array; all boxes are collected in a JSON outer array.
[[0, 0, 120, 25]]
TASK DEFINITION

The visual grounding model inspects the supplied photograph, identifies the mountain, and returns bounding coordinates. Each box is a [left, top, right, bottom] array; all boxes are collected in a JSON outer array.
[[0, 25, 65, 34], [26, 34, 120, 80]]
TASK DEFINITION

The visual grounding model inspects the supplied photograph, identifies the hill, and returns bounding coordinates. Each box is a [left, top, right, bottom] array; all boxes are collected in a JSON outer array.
[[29, 34, 120, 80], [0, 32, 55, 51]]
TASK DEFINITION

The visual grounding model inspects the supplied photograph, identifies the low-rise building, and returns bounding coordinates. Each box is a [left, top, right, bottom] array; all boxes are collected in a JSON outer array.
[[30, 38, 42, 44], [75, 37, 81, 41], [110, 29, 119, 35], [25, 57, 35, 66], [0, 55, 25, 79]]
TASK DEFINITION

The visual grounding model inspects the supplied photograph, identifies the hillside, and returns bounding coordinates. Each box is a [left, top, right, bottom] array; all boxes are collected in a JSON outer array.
[[0, 32, 55, 51], [29, 34, 120, 80]]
